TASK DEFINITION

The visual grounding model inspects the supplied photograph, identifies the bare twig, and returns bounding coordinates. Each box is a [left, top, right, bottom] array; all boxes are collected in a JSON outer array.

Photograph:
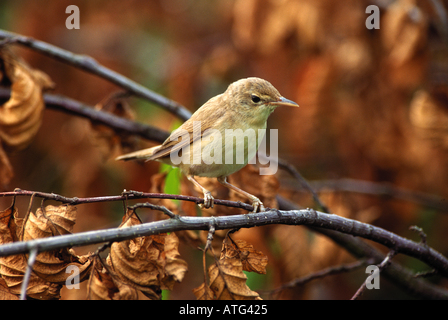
[[409, 225, 428, 247], [0, 29, 192, 121], [268, 259, 373, 299], [351, 250, 396, 300], [0, 188, 255, 211], [20, 247, 38, 300], [128, 202, 178, 219], [305, 179, 448, 212]]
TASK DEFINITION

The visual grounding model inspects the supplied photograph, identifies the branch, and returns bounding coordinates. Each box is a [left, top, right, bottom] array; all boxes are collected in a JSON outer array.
[[351, 250, 396, 300], [0, 188, 255, 211], [1, 192, 448, 281], [277, 196, 448, 299], [0, 88, 170, 144], [306, 178, 448, 212], [0, 29, 192, 121], [269, 259, 372, 298]]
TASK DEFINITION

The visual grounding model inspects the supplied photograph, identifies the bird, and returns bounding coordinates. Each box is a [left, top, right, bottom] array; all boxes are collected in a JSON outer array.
[[116, 77, 298, 212]]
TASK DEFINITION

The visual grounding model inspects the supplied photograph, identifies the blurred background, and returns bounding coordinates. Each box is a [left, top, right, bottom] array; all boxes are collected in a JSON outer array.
[[1, 0, 448, 299]]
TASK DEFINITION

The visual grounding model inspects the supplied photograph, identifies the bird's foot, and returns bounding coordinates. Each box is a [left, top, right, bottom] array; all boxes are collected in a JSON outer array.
[[198, 191, 214, 209], [251, 198, 265, 213]]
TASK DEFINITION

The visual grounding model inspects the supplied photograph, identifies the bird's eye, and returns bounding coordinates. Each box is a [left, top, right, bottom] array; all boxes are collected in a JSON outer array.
[[251, 95, 261, 103]]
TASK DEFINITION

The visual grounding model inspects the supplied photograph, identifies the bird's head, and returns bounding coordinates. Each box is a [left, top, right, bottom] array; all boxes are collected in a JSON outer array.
[[224, 77, 298, 123]]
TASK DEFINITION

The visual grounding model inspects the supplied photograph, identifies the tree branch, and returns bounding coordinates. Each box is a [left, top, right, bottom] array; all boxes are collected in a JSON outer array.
[[277, 196, 448, 299], [0, 29, 192, 121], [0, 88, 170, 144], [1, 191, 448, 282]]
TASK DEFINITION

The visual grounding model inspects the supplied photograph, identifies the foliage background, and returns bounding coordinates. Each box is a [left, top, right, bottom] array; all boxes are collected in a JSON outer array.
[[1, 0, 448, 299]]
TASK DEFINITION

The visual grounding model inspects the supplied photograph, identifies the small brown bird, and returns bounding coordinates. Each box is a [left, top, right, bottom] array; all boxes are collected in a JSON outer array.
[[116, 77, 298, 212]]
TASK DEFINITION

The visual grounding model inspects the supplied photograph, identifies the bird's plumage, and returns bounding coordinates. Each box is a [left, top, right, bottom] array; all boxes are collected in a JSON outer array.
[[116, 77, 298, 212]]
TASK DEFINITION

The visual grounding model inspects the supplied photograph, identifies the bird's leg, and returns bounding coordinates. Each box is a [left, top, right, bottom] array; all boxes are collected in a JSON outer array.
[[217, 176, 265, 212], [187, 175, 214, 209]]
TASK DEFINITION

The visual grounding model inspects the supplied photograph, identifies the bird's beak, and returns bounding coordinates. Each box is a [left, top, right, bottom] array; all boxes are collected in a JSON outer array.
[[273, 97, 299, 107]]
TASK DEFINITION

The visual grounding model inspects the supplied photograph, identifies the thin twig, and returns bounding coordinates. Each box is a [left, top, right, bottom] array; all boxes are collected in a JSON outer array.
[[128, 202, 178, 219], [0, 188, 255, 211], [0, 29, 192, 121], [409, 225, 428, 247], [351, 250, 396, 300], [268, 259, 373, 299], [20, 247, 38, 300]]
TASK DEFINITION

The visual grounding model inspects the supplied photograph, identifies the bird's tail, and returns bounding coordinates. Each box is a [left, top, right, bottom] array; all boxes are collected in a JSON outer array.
[[115, 146, 159, 161]]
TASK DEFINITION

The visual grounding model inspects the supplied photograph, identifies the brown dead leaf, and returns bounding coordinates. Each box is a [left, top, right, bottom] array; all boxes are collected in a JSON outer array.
[[0, 205, 62, 299], [22, 205, 92, 284], [208, 258, 261, 300], [0, 47, 54, 152], [221, 239, 268, 275], [194, 238, 264, 300], [0, 47, 54, 186], [87, 257, 138, 300], [107, 208, 187, 299], [0, 277, 19, 300], [192, 282, 214, 300]]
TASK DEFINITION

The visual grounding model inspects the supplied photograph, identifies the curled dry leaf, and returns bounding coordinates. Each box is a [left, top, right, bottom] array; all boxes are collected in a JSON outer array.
[[87, 257, 138, 300], [0, 47, 54, 186], [107, 208, 188, 299], [221, 239, 268, 275], [0, 277, 19, 300], [192, 282, 214, 300], [22, 205, 92, 284], [194, 239, 266, 300], [0, 47, 54, 151], [0, 205, 61, 299], [207, 258, 261, 300]]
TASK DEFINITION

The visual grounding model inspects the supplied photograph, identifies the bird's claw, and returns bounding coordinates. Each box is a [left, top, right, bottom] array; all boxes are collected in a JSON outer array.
[[199, 191, 214, 209], [252, 198, 265, 213]]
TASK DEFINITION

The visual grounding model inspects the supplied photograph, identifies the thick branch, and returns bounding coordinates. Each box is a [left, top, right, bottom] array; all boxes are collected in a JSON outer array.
[[0, 29, 192, 121], [277, 196, 448, 299], [0, 201, 447, 282]]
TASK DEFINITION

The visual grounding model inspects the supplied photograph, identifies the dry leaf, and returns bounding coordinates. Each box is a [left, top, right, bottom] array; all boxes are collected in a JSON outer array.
[[194, 238, 265, 300], [0, 277, 19, 300], [221, 239, 268, 275], [0, 205, 62, 299], [0, 47, 54, 151], [208, 258, 261, 300], [87, 257, 138, 300], [192, 282, 214, 300], [0, 47, 54, 186], [22, 205, 92, 284], [107, 208, 187, 299]]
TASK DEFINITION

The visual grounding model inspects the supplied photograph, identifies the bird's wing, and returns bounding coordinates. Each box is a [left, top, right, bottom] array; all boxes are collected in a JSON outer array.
[[148, 95, 226, 161], [147, 120, 202, 161]]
